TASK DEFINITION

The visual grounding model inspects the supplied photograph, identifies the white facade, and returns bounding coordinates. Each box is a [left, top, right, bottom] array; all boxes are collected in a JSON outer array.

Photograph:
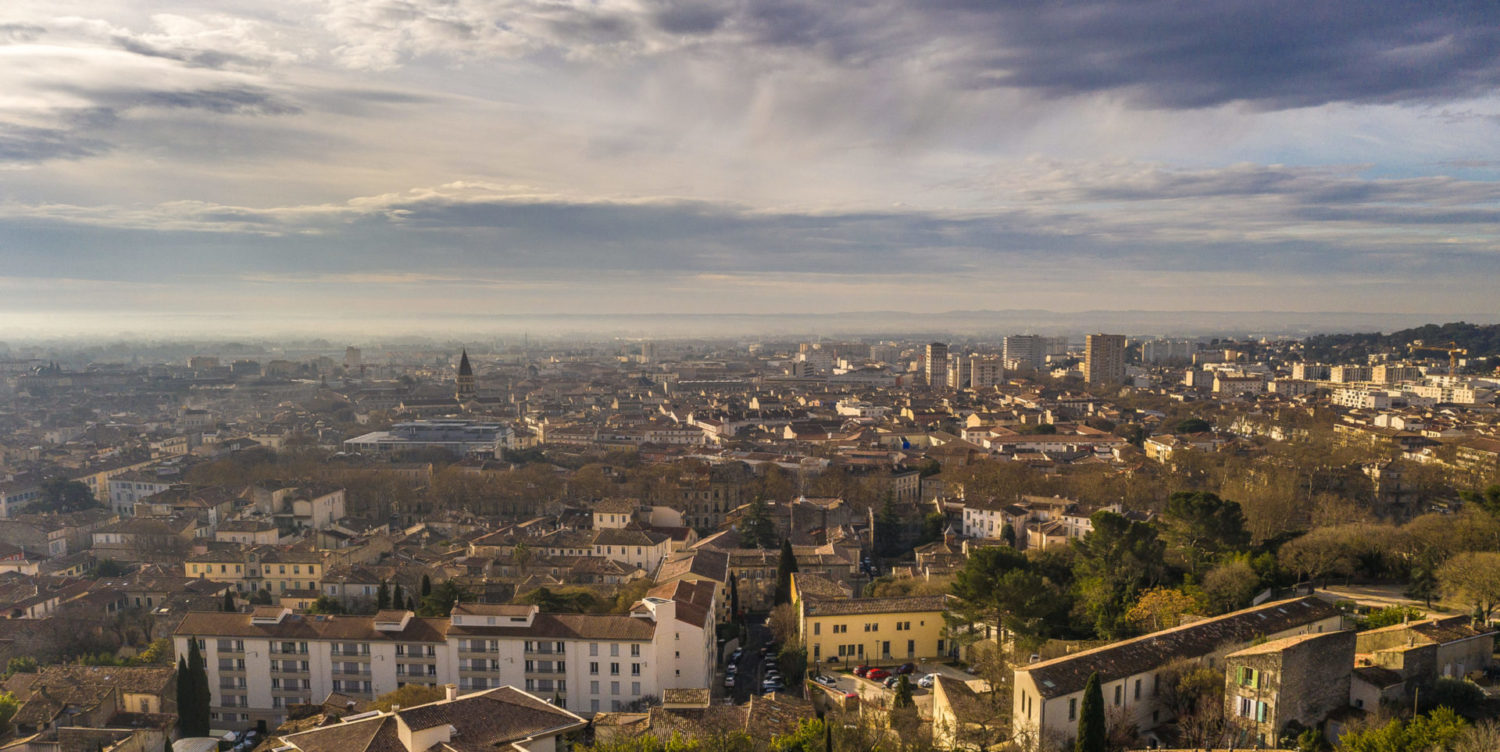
[[175, 593, 715, 726]]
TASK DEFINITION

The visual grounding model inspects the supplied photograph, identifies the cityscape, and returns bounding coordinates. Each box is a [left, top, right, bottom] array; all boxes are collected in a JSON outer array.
[[0, 328, 1495, 752], [6, 1, 1500, 752]]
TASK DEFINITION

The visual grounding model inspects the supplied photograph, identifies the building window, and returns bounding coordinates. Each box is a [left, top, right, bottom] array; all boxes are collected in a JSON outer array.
[[1068, 698, 1076, 721], [590, 662, 599, 675], [1134, 679, 1141, 700], [630, 644, 640, 657], [610, 663, 620, 675], [1114, 685, 1121, 706], [814, 623, 821, 635]]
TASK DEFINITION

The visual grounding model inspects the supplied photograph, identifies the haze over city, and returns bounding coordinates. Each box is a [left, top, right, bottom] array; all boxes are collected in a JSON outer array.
[[4, 1, 1500, 336]]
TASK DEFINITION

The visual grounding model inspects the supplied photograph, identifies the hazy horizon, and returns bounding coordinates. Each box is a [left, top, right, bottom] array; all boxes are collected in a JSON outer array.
[[1, 309, 1497, 345]]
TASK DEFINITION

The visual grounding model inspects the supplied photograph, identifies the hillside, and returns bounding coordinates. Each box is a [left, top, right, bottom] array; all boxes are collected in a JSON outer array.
[[1300, 321, 1500, 363]]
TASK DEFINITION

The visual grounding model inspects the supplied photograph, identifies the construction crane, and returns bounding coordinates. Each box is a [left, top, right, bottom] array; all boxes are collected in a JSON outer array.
[[1408, 341, 1469, 374]]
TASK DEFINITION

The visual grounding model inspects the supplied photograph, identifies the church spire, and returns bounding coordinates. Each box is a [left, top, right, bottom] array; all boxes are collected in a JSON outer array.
[[456, 349, 475, 398]]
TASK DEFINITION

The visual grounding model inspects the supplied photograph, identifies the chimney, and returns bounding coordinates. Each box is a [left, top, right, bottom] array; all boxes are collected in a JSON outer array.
[[445, 683, 459, 702]]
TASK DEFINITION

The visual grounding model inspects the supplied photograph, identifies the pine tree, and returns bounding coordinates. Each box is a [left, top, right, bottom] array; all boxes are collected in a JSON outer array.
[[377, 579, 391, 610], [1075, 672, 1106, 752], [773, 539, 799, 606], [421, 574, 432, 597]]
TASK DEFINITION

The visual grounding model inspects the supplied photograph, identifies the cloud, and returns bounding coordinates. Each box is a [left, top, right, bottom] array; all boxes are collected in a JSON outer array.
[[310, 0, 1500, 110]]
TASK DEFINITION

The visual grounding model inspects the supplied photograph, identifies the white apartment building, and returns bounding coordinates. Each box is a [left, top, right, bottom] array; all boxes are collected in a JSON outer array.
[[1333, 388, 1392, 409], [111, 474, 175, 518], [1329, 365, 1373, 383], [173, 582, 716, 727]]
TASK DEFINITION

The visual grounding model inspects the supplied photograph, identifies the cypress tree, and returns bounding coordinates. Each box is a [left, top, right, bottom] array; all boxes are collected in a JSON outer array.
[[222, 591, 235, 613], [406, 595, 416, 611], [773, 539, 799, 606], [421, 574, 432, 597], [377, 580, 391, 610], [184, 639, 211, 736], [729, 573, 740, 618], [175, 657, 191, 735], [824, 715, 833, 752], [393, 583, 405, 609], [1075, 671, 1106, 752]]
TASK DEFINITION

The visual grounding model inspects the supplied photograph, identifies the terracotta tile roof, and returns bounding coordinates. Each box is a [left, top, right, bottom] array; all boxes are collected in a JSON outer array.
[[802, 594, 950, 617], [1020, 597, 1341, 698], [283, 687, 584, 752]]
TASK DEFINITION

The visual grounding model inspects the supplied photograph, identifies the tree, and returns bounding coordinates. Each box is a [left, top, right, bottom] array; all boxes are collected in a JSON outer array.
[[1124, 587, 1204, 634], [421, 574, 432, 597], [251, 588, 273, 605], [773, 539, 799, 606], [512, 542, 535, 570], [0, 691, 15, 733], [729, 573, 740, 619], [377, 580, 391, 610], [1338, 707, 1467, 752], [1073, 511, 1166, 638], [40, 478, 98, 512], [94, 559, 129, 578], [222, 591, 236, 613], [5, 657, 37, 676], [777, 643, 807, 687], [1001, 523, 1017, 548], [1279, 527, 1357, 587], [307, 595, 345, 615], [740, 497, 779, 550], [1439, 552, 1500, 621], [179, 640, 210, 737], [1175, 418, 1212, 434], [1406, 554, 1441, 609], [1458, 485, 1500, 517], [393, 583, 405, 609], [768, 603, 799, 646], [1162, 491, 1250, 573], [952, 545, 1068, 646], [1075, 672, 1106, 752], [418, 580, 466, 617], [873, 494, 903, 559], [891, 674, 914, 709], [919, 512, 947, 545], [1202, 558, 1262, 614]]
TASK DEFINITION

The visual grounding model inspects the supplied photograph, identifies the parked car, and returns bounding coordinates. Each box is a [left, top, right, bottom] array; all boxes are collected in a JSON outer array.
[[813, 675, 837, 687], [896, 663, 917, 675], [726, 663, 737, 675], [729, 649, 743, 663], [724, 675, 736, 688], [853, 666, 871, 677], [867, 668, 890, 681], [917, 674, 935, 689], [883, 676, 899, 689]]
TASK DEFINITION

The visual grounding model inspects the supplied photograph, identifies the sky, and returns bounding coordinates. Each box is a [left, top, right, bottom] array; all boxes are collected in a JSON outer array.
[[2, 1, 1500, 336]]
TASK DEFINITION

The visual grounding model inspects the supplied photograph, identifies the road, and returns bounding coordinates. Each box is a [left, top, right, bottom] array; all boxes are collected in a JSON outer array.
[[724, 618, 774, 704]]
